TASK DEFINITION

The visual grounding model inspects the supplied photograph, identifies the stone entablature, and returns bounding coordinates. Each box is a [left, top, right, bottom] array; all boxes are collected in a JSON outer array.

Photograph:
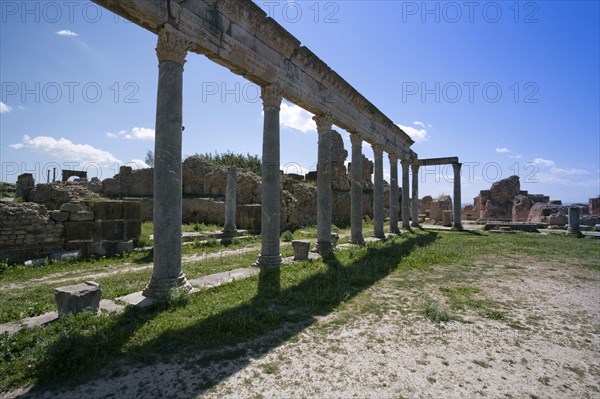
[[93, 0, 414, 158]]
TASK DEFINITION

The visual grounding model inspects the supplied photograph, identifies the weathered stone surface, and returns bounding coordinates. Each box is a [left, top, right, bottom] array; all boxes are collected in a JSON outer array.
[[93, 201, 123, 221], [50, 210, 69, 222], [419, 195, 433, 217], [60, 203, 81, 212], [548, 213, 568, 225], [429, 195, 452, 222], [0, 202, 64, 262], [26, 183, 100, 210], [590, 197, 600, 216], [182, 156, 214, 196], [64, 221, 96, 242], [527, 203, 567, 223], [441, 210, 452, 227], [292, 240, 311, 261], [182, 198, 225, 225], [331, 130, 350, 191], [282, 179, 317, 229], [100, 221, 125, 241], [16, 173, 35, 198], [54, 281, 101, 317], [480, 176, 521, 220], [116, 240, 134, 254], [512, 195, 533, 222], [237, 204, 261, 231], [69, 211, 95, 222]]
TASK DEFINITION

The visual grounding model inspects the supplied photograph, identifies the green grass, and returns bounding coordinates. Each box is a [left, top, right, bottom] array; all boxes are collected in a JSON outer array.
[[0, 229, 598, 392]]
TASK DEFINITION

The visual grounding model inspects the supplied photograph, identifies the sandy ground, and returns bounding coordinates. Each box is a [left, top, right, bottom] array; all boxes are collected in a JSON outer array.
[[6, 257, 600, 399]]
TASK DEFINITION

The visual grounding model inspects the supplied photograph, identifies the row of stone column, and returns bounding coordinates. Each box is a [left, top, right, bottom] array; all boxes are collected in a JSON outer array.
[[143, 24, 463, 299]]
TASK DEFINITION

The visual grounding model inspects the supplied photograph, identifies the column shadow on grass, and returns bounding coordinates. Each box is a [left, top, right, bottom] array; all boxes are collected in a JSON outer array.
[[26, 232, 439, 396]]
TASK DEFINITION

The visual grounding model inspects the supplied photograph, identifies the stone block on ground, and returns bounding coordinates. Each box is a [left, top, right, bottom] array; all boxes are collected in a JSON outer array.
[[54, 281, 101, 317], [292, 240, 311, 261]]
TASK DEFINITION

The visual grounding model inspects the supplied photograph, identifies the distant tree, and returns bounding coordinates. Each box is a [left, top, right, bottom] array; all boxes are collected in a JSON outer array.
[[186, 151, 262, 175], [145, 150, 154, 167]]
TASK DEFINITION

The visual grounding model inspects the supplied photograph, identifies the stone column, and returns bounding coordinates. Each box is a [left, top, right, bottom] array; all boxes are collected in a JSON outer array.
[[452, 162, 463, 230], [567, 207, 582, 237], [401, 160, 411, 230], [223, 166, 237, 238], [389, 154, 399, 233], [411, 164, 420, 227], [256, 84, 283, 268], [314, 113, 333, 254], [372, 144, 385, 238], [350, 133, 364, 244], [143, 25, 192, 299]]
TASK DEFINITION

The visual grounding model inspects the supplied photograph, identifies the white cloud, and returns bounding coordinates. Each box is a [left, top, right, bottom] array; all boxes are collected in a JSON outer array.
[[413, 121, 425, 128], [10, 134, 121, 165], [396, 123, 428, 142], [508, 154, 522, 159], [56, 30, 78, 37], [106, 127, 155, 140], [127, 159, 150, 169], [550, 167, 589, 176], [0, 101, 13, 113], [531, 158, 555, 167], [496, 147, 510, 153], [279, 103, 316, 133]]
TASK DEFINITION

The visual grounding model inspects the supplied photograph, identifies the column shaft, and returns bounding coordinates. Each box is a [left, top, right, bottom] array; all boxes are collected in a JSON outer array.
[[315, 113, 333, 254], [144, 25, 192, 299], [389, 154, 399, 233], [401, 160, 411, 229], [452, 163, 463, 230], [223, 166, 237, 237], [350, 133, 364, 244], [411, 164, 420, 227], [257, 85, 282, 268], [372, 144, 385, 238]]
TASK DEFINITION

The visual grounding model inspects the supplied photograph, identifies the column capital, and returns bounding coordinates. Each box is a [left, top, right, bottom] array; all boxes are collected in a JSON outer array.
[[261, 84, 282, 110], [371, 143, 383, 158], [388, 153, 398, 163], [350, 132, 363, 147], [156, 24, 193, 65], [400, 159, 411, 168], [453, 162, 462, 172], [411, 163, 420, 173], [313, 112, 333, 132]]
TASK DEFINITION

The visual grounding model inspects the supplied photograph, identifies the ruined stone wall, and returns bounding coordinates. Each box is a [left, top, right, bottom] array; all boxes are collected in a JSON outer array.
[[0, 201, 141, 263], [590, 197, 600, 216], [0, 203, 63, 262]]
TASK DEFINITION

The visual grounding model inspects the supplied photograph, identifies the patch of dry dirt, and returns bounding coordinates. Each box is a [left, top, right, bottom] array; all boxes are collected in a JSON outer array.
[[6, 259, 599, 399]]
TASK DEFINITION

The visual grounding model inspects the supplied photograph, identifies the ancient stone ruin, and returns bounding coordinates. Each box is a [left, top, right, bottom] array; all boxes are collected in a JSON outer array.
[[462, 175, 600, 226], [0, 201, 141, 263]]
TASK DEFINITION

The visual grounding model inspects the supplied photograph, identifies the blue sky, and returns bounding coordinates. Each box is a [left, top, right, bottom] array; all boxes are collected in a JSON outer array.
[[1, 0, 598, 204]]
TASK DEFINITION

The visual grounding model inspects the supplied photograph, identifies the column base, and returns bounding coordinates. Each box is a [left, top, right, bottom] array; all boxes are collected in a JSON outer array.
[[350, 236, 365, 245], [402, 224, 411, 230], [255, 254, 282, 268], [410, 222, 420, 228], [142, 272, 192, 299], [566, 229, 583, 237], [222, 228, 237, 239], [315, 241, 334, 255], [389, 227, 400, 234], [451, 224, 463, 231]]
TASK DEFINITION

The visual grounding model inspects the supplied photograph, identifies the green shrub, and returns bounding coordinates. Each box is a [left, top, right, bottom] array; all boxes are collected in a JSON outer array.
[[281, 231, 294, 242]]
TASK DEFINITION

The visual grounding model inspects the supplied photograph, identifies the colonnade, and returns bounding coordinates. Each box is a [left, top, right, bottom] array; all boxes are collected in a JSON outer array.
[[142, 25, 462, 299]]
